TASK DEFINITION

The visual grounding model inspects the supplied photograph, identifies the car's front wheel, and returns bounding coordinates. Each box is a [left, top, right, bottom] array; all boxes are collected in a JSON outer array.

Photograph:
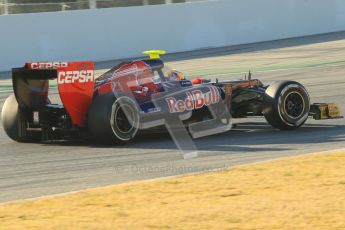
[[263, 81, 310, 130]]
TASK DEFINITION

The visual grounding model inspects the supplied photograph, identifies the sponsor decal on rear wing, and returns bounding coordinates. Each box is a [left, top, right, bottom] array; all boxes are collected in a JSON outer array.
[[17, 61, 95, 127], [26, 62, 69, 69], [24, 62, 94, 84]]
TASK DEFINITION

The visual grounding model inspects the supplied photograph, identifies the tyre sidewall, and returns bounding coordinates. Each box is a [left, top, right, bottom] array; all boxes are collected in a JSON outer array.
[[87, 93, 139, 144], [264, 81, 310, 129], [277, 83, 310, 127], [1, 95, 30, 142], [110, 96, 140, 142]]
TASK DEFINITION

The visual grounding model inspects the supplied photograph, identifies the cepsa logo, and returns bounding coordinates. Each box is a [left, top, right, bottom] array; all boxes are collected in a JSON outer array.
[[166, 86, 220, 113], [58, 70, 94, 84], [29, 62, 68, 69]]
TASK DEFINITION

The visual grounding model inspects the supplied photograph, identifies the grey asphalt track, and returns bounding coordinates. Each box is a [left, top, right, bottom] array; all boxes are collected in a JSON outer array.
[[0, 32, 344, 202]]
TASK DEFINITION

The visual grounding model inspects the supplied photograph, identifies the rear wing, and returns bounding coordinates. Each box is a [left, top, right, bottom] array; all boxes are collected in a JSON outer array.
[[12, 61, 95, 127]]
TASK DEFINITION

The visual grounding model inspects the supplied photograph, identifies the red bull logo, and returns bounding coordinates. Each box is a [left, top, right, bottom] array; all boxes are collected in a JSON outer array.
[[166, 86, 220, 113]]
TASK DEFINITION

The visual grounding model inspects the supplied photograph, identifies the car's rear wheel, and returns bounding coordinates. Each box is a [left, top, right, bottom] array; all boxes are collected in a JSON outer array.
[[1, 94, 40, 142], [263, 81, 310, 130], [87, 93, 140, 144]]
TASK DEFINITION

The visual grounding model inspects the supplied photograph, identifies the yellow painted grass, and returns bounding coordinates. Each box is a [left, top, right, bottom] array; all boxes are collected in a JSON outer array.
[[0, 152, 345, 230]]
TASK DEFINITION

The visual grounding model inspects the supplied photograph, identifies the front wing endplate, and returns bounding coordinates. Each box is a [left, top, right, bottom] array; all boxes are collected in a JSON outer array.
[[310, 103, 343, 120]]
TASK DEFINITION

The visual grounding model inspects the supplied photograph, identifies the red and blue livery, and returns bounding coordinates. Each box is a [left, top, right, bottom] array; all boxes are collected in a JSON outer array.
[[1, 51, 341, 144]]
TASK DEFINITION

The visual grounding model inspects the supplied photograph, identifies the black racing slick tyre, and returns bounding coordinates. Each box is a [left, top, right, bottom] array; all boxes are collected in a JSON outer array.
[[263, 81, 310, 130], [1, 94, 38, 142], [87, 93, 140, 144]]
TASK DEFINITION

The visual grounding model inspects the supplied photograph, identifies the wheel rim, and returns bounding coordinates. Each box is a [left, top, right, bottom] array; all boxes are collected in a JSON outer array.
[[110, 97, 139, 141], [114, 104, 135, 134], [283, 91, 305, 119]]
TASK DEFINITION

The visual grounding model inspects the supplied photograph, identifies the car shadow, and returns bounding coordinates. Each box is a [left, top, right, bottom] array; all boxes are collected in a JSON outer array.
[[44, 122, 345, 154]]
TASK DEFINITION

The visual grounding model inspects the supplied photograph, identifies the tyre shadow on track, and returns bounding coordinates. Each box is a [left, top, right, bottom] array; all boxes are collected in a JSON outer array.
[[41, 122, 345, 154]]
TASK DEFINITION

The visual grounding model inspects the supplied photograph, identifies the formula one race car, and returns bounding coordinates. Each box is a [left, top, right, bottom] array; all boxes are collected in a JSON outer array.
[[1, 50, 342, 143]]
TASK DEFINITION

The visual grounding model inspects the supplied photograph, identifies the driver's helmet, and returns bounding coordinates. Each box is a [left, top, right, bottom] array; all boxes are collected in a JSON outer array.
[[165, 69, 186, 81]]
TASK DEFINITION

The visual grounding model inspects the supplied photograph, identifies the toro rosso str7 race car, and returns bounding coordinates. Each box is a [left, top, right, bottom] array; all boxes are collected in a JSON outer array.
[[1, 50, 342, 144]]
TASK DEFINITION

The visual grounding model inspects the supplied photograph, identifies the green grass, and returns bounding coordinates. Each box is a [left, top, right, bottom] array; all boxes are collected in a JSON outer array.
[[0, 85, 13, 92], [185, 59, 345, 77], [0, 80, 57, 93]]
